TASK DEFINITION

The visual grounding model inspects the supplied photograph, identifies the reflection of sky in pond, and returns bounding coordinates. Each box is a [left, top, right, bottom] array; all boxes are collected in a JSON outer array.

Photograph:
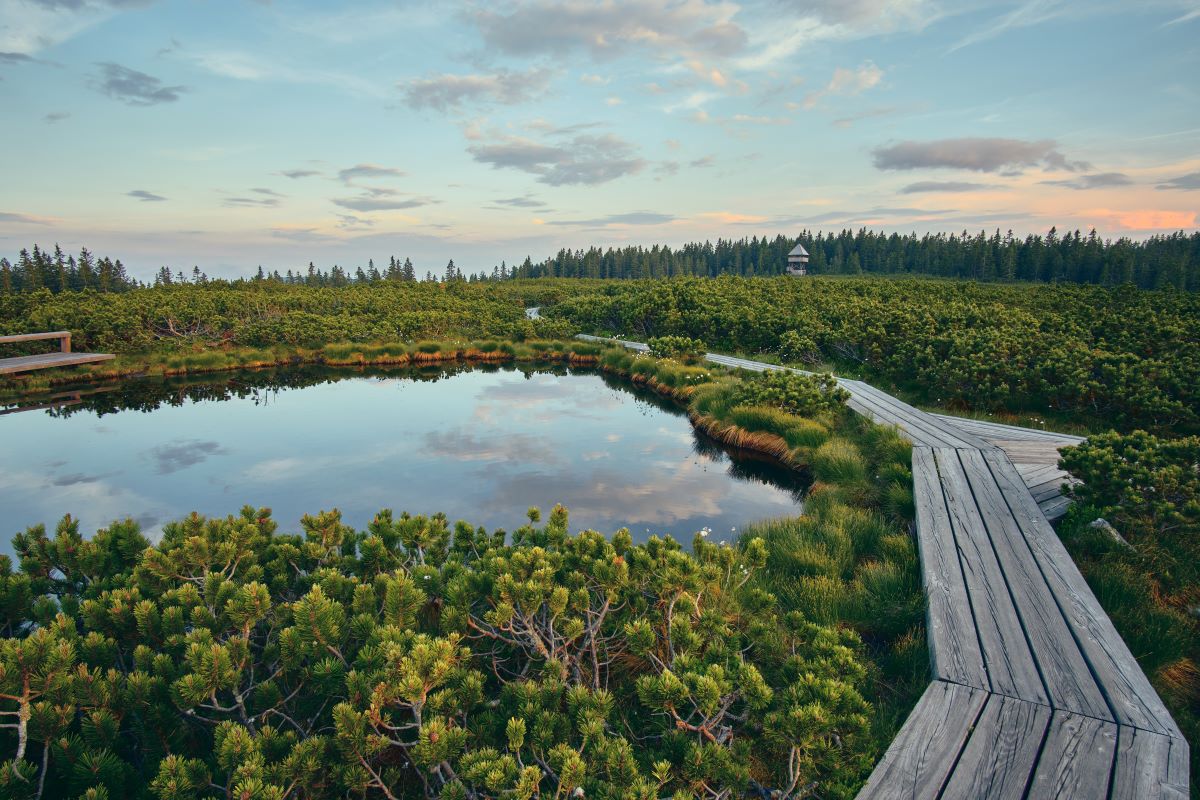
[[0, 368, 804, 553]]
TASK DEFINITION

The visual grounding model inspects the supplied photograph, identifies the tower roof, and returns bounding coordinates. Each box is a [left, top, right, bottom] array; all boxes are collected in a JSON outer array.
[[788, 244, 809, 257]]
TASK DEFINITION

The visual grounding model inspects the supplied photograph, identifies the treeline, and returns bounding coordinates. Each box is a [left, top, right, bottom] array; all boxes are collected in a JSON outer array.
[[520, 229, 1200, 289], [6, 228, 1197, 293], [0, 248, 518, 293], [0, 245, 137, 293], [224, 256, 523, 287]]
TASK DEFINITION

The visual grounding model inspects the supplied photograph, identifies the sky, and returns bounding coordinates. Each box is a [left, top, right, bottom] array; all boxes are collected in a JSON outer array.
[[1, 0, 1198, 279]]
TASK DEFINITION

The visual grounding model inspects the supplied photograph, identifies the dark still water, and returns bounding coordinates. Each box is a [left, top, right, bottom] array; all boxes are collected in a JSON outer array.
[[0, 365, 806, 553]]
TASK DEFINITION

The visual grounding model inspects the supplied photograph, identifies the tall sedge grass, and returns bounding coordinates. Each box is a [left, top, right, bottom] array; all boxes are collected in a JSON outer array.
[[727, 405, 830, 450], [812, 437, 868, 484], [690, 381, 740, 419]]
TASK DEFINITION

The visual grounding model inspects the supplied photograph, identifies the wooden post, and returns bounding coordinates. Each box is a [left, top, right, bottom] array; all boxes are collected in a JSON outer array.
[[61, 333, 71, 353]]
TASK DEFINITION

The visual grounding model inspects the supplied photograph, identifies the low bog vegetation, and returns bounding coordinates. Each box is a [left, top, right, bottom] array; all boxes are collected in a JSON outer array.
[[1058, 431, 1200, 768], [0, 505, 884, 800], [0, 341, 923, 799]]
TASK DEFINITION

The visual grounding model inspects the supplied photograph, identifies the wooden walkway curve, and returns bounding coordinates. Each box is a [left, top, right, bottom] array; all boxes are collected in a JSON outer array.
[[578, 335, 1189, 799]]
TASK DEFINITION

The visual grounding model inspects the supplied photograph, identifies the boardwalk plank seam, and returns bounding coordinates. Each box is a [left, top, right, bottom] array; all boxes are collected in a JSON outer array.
[[959, 449, 1113, 722]]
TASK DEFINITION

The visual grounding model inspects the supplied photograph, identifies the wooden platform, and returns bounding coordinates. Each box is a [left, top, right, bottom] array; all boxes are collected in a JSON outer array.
[[0, 331, 113, 375], [932, 413, 1085, 522], [578, 335, 1189, 798]]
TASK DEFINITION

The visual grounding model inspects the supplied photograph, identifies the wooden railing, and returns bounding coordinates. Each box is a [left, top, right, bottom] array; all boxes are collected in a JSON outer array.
[[0, 330, 72, 353]]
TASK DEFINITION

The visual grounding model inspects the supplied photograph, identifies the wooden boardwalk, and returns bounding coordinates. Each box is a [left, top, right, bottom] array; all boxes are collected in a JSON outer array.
[[0, 331, 113, 375], [578, 335, 1189, 798]]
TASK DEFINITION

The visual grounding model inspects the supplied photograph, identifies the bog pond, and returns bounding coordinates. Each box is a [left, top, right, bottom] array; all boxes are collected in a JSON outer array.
[[0, 365, 807, 554]]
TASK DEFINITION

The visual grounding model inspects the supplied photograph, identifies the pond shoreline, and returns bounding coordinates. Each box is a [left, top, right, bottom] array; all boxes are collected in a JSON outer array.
[[3, 341, 822, 489]]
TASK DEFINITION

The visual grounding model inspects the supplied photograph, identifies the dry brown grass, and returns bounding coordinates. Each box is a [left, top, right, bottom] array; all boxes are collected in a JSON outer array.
[[689, 412, 797, 466], [1157, 658, 1200, 704]]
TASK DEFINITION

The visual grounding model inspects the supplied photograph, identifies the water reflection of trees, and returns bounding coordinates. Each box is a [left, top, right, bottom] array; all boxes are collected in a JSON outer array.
[[8, 364, 809, 502], [691, 431, 809, 504], [14, 363, 559, 418]]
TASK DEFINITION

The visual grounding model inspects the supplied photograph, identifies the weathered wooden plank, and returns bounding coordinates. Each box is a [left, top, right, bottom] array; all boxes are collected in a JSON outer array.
[[0, 330, 71, 346], [982, 448, 1181, 738], [0, 352, 115, 375], [939, 694, 1052, 799], [931, 412, 1085, 444], [841, 381, 967, 448], [839, 383, 938, 445], [935, 448, 1047, 704], [1015, 463, 1063, 484], [991, 438, 1073, 465], [1026, 711, 1117, 798], [1038, 495, 1073, 522], [1029, 478, 1069, 501], [959, 449, 1111, 720], [1111, 726, 1190, 800], [842, 385, 945, 446], [705, 353, 769, 373], [912, 447, 987, 689], [857, 680, 988, 800], [849, 380, 989, 449]]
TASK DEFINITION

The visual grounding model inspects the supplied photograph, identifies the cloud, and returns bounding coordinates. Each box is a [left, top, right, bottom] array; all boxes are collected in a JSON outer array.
[[92, 62, 187, 105], [778, 0, 934, 27], [900, 180, 991, 193], [331, 195, 435, 212], [580, 73, 609, 85], [469, 132, 646, 186], [49, 471, 115, 487], [690, 155, 716, 168], [736, 0, 936, 71], [1, 1, 131, 55], [337, 163, 404, 185], [1041, 172, 1133, 190], [1166, 6, 1200, 24], [270, 226, 333, 242], [698, 211, 767, 224], [494, 196, 547, 208], [43, 111, 70, 123], [545, 211, 675, 227], [0, 211, 51, 224], [423, 429, 557, 465], [335, 214, 374, 230], [472, 0, 746, 61], [1156, 171, 1200, 190], [280, 169, 320, 179], [223, 195, 281, 208], [128, 189, 167, 202], [0, 51, 35, 64], [523, 119, 606, 136], [789, 206, 952, 225], [147, 439, 226, 475], [402, 68, 552, 111], [873, 137, 1088, 172], [252, 187, 285, 197], [804, 61, 883, 108], [949, 0, 1073, 52], [189, 50, 382, 97], [1087, 208, 1197, 231], [20, 0, 153, 9]]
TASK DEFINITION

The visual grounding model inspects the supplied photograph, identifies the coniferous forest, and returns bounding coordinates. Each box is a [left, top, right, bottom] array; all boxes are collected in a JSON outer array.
[[3, 228, 1199, 293]]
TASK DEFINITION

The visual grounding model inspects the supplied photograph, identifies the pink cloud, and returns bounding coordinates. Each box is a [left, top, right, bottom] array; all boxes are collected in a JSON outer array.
[[1085, 208, 1197, 231]]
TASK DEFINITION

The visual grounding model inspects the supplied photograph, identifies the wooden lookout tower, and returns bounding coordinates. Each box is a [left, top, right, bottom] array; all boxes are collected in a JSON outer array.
[[786, 243, 809, 275]]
